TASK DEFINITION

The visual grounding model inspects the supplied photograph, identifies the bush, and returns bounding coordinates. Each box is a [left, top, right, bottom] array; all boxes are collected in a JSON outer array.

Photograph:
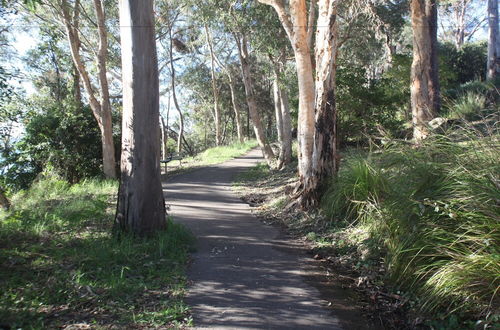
[[322, 127, 499, 320]]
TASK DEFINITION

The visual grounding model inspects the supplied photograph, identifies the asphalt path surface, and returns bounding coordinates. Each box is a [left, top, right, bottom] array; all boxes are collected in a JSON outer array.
[[164, 149, 371, 330]]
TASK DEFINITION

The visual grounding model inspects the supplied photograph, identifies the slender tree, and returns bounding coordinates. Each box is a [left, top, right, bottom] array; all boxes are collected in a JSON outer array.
[[234, 32, 275, 163], [56, 0, 117, 178], [410, 0, 440, 142], [259, 0, 339, 207], [205, 25, 222, 146], [115, 0, 166, 235], [487, 0, 499, 80]]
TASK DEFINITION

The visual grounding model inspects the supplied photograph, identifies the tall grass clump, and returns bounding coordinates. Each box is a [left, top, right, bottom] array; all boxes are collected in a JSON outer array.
[[322, 120, 499, 319]]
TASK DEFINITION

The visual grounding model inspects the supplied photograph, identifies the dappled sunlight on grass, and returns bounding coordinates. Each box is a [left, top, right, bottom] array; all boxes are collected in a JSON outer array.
[[0, 178, 194, 328]]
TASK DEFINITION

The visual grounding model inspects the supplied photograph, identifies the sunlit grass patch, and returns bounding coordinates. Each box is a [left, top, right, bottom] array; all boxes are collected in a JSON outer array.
[[0, 178, 194, 329]]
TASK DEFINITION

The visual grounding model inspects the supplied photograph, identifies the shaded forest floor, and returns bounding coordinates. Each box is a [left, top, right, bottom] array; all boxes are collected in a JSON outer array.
[[0, 179, 194, 329]]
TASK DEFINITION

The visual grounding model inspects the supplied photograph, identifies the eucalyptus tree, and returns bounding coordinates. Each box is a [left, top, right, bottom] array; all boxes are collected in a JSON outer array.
[[34, 0, 118, 178], [115, 0, 166, 235], [258, 0, 339, 207], [439, 0, 486, 50], [487, 0, 499, 80], [187, 0, 275, 164], [410, 0, 440, 141]]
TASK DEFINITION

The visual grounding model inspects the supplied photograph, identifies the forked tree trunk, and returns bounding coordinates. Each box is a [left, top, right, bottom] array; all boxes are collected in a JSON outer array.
[[487, 0, 499, 80], [410, 0, 440, 142], [205, 25, 222, 146], [259, 0, 339, 208], [234, 34, 275, 164], [115, 0, 166, 236], [59, 0, 117, 179]]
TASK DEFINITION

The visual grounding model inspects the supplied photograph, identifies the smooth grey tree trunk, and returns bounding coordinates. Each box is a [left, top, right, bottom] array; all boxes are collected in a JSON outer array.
[[487, 0, 499, 80], [234, 34, 275, 164], [115, 0, 166, 236], [205, 25, 222, 146], [168, 26, 184, 153]]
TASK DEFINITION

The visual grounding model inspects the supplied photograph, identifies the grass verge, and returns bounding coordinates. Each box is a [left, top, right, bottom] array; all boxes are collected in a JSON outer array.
[[162, 140, 258, 178], [0, 177, 194, 329]]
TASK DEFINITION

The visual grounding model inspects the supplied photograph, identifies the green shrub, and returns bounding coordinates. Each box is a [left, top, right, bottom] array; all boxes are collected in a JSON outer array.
[[322, 128, 500, 320]]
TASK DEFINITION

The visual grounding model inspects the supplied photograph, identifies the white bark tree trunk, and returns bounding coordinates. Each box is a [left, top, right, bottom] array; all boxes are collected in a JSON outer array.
[[59, 0, 117, 179], [259, 0, 339, 207], [168, 26, 184, 153], [410, 0, 440, 142], [271, 56, 292, 169], [205, 25, 222, 146], [487, 0, 499, 80], [228, 74, 245, 143], [115, 0, 166, 235], [234, 34, 275, 164]]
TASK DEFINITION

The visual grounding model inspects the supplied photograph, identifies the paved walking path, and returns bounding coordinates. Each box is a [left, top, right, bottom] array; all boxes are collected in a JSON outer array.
[[164, 149, 369, 329]]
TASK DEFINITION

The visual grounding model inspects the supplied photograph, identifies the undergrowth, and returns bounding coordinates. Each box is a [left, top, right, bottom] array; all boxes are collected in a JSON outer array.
[[322, 124, 499, 326], [0, 177, 194, 328]]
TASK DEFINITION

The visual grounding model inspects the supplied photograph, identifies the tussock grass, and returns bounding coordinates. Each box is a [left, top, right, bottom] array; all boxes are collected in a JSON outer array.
[[322, 126, 499, 322], [0, 178, 194, 328]]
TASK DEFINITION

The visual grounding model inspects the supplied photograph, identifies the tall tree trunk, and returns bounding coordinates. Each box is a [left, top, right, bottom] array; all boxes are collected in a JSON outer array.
[[487, 0, 499, 81], [290, 0, 316, 185], [279, 82, 293, 167], [59, 0, 116, 179], [234, 34, 275, 164], [160, 115, 167, 160], [115, 0, 166, 236], [228, 74, 245, 143], [271, 55, 292, 169], [205, 25, 222, 146], [93, 0, 116, 178], [304, 0, 338, 206], [410, 0, 440, 142], [213, 53, 245, 144], [259, 0, 339, 208], [169, 26, 184, 153]]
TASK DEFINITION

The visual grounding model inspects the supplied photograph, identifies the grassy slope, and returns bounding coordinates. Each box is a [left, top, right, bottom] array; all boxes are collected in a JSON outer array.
[[162, 140, 258, 178], [0, 178, 194, 329]]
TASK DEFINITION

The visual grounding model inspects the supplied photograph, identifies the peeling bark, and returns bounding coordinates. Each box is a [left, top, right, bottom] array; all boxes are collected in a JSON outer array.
[[410, 0, 440, 142], [259, 0, 339, 208]]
